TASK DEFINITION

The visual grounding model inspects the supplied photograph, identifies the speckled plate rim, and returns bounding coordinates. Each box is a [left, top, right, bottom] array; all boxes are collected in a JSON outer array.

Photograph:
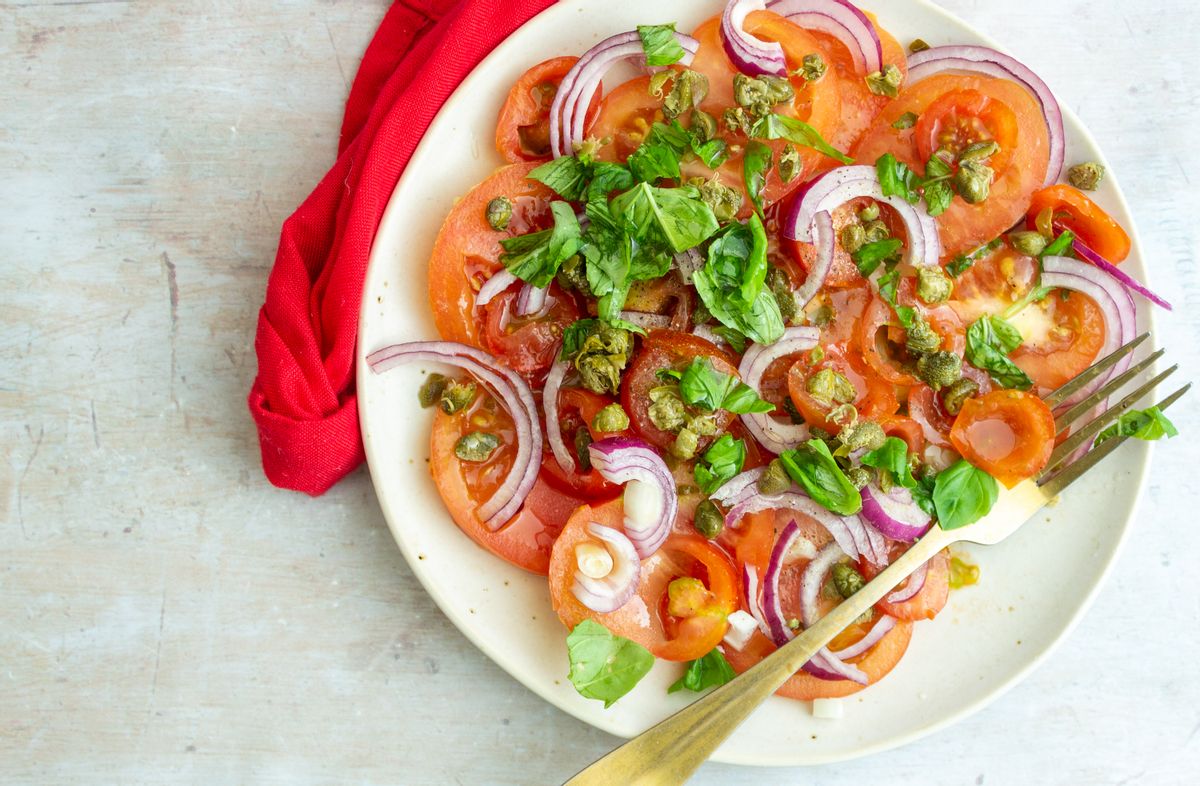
[[357, 0, 1155, 767]]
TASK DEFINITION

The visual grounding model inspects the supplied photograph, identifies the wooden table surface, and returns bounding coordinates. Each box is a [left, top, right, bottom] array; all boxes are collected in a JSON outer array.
[[3, 1, 1198, 783]]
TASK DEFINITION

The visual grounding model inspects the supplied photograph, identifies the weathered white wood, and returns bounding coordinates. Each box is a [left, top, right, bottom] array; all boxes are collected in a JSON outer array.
[[0, 1, 1196, 784]]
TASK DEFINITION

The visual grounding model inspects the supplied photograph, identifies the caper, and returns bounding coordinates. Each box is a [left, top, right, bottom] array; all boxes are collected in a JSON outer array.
[[865, 64, 903, 98], [591, 403, 630, 434], [768, 265, 798, 324], [694, 499, 724, 539], [662, 69, 710, 120], [863, 219, 891, 243], [909, 38, 930, 53], [832, 563, 865, 598], [454, 431, 500, 462], [671, 427, 700, 460], [839, 420, 887, 451], [940, 377, 980, 415], [778, 143, 802, 184], [858, 202, 881, 223], [916, 265, 954, 304], [757, 458, 792, 496], [1067, 161, 1105, 191], [761, 75, 795, 105], [698, 178, 743, 221], [733, 73, 770, 110], [1008, 230, 1049, 257], [556, 254, 591, 295], [439, 380, 477, 414], [846, 466, 871, 490], [690, 108, 718, 142], [953, 160, 994, 204], [418, 373, 449, 408], [891, 111, 919, 130], [485, 196, 512, 231], [905, 313, 943, 355], [722, 106, 752, 136], [809, 302, 834, 327], [916, 351, 963, 390], [840, 223, 867, 254], [648, 389, 686, 432], [572, 323, 632, 395], [959, 140, 999, 163], [807, 368, 856, 406], [799, 53, 826, 82], [648, 69, 673, 98], [574, 426, 593, 471], [687, 412, 719, 437]]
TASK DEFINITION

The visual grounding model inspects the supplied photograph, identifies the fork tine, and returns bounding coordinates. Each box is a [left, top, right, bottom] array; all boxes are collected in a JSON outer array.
[[1042, 333, 1150, 409], [1053, 348, 1166, 433], [1042, 364, 1179, 474], [1038, 384, 1190, 497]]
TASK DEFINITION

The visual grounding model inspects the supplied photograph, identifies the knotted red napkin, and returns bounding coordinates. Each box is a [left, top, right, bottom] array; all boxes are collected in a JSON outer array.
[[248, 0, 554, 495]]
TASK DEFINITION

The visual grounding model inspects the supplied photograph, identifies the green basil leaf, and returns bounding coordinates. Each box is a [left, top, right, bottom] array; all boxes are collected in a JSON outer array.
[[946, 237, 1004, 277], [779, 439, 863, 516], [1041, 229, 1075, 259], [911, 472, 937, 517], [694, 434, 747, 495], [923, 153, 953, 180], [932, 460, 999, 530], [692, 215, 784, 345], [876, 153, 920, 204], [668, 648, 736, 694], [586, 161, 636, 203], [1095, 406, 1179, 446], [720, 382, 775, 415], [677, 357, 773, 415], [627, 138, 682, 183], [750, 114, 854, 165], [743, 141, 772, 215], [610, 182, 720, 253], [499, 201, 582, 287], [566, 619, 655, 708], [965, 315, 1033, 390], [528, 155, 589, 201], [860, 436, 916, 488], [877, 267, 916, 329], [923, 179, 954, 217], [560, 318, 602, 360], [690, 135, 729, 169], [852, 238, 903, 276], [638, 24, 686, 66]]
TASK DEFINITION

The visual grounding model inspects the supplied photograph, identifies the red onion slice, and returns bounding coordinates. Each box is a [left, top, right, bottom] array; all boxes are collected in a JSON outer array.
[[710, 467, 767, 505], [544, 359, 575, 474], [475, 269, 518, 307], [738, 326, 820, 455], [367, 341, 541, 530], [721, 0, 787, 77], [516, 283, 549, 316], [550, 30, 699, 158], [792, 211, 835, 311], [782, 165, 942, 268], [907, 45, 1064, 187], [885, 559, 928, 603], [742, 565, 775, 638], [788, 537, 869, 684], [1072, 239, 1171, 311], [588, 437, 677, 558], [571, 523, 641, 613], [832, 614, 897, 659], [766, 0, 882, 75], [726, 492, 861, 563], [859, 483, 932, 541]]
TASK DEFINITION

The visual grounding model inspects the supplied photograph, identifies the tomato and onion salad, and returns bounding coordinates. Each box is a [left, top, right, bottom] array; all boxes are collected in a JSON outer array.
[[368, 0, 1172, 712]]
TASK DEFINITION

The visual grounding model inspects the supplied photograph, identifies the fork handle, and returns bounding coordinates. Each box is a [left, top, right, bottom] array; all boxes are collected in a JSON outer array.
[[564, 527, 955, 786]]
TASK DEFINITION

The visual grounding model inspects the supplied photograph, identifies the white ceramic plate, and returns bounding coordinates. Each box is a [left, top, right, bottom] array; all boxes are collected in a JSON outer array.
[[357, 0, 1153, 766]]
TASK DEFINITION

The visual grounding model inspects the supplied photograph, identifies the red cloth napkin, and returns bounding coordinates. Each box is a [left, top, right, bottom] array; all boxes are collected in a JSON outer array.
[[248, 0, 554, 495]]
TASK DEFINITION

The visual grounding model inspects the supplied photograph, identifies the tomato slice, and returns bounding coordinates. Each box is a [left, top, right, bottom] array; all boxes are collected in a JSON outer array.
[[950, 390, 1055, 488], [428, 162, 553, 349], [788, 197, 910, 289], [540, 387, 627, 498], [906, 384, 955, 448], [1027, 184, 1131, 263], [853, 73, 1050, 258], [786, 343, 899, 431], [481, 286, 580, 378], [880, 414, 925, 455], [548, 499, 739, 662], [856, 294, 963, 386], [861, 547, 951, 621], [621, 330, 739, 451], [495, 56, 601, 162], [430, 398, 586, 575]]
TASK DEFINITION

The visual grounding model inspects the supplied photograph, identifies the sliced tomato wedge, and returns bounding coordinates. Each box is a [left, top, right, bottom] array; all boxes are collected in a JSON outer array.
[[495, 56, 601, 162], [786, 343, 899, 431], [950, 389, 1055, 488], [548, 499, 739, 661], [1027, 184, 1130, 263]]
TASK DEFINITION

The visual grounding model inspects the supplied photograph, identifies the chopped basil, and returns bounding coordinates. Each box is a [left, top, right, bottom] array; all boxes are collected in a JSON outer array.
[[749, 114, 854, 165], [876, 152, 920, 204], [1040, 229, 1076, 259], [499, 200, 582, 287], [965, 315, 1033, 390], [779, 439, 862, 516], [1095, 406, 1179, 446], [933, 460, 999, 530], [692, 214, 785, 345], [694, 433, 747, 495], [852, 238, 903, 276], [585, 161, 636, 203], [947, 237, 1004, 277], [528, 155, 589, 201], [627, 136, 682, 183], [892, 111, 919, 130], [670, 356, 774, 415], [638, 23, 686, 67], [610, 182, 719, 254], [566, 620, 655, 708], [668, 649, 735, 694], [860, 436, 917, 488], [742, 140, 772, 215]]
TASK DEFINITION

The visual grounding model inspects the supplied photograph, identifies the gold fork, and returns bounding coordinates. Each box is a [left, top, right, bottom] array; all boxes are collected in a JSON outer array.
[[565, 333, 1188, 786]]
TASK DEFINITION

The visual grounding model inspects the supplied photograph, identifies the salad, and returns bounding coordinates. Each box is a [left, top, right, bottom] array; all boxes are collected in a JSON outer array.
[[368, 0, 1177, 711]]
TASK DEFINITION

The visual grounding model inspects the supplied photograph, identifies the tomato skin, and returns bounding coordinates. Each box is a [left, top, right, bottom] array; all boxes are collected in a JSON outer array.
[[495, 57, 601, 162], [548, 499, 739, 662], [540, 387, 627, 498], [621, 330, 740, 451], [907, 384, 955, 448], [913, 88, 1019, 177], [862, 548, 951, 621], [786, 344, 899, 431], [1027, 185, 1131, 263], [881, 415, 926, 455], [950, 390, 1055, 488], [481, 286, 580, 378]]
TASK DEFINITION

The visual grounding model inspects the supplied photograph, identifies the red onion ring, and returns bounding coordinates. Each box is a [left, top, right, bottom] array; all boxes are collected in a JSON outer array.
[[710, 467, 767, 505], [588, 437, 676, 558], [737, 326, 820, 455], [571, 523, 641, 613], [792, 211, 835, 311], [721, 0, 787, 77], [543, 359, 574, 474], [832, 614, 897, 659], [859, 483, 932, 541], [1072, 239, 1171, 311], [885, 559, 928, 604], [906, 45, 1064, 187], [742, 565, 775, 638], [784, 537, 868, 684], [766, 0, 883, 75], [550, 30, 699, 158], [725, 492, 861, 563], [516, 283, 549, 316], [475, 269, 518, 307], [782, 165, 942, 268], [367, 341, 541, 530]]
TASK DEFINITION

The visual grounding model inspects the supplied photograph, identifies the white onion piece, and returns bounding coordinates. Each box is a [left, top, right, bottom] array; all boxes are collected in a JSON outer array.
[[691, 324, 729, 348], [571, 524, 641, 613], [475, 269, 517, 306], [709, 467, 767, 505], [544, 359, 575, 474], [723, 610, 761, 651], [738, 326, 820, 454], [782, 165, 942, 268], [906, 45, 1064, 187], [589, 437, 677, 558], [721, 0, 787, 77], [366, 341, 540, 529], [766, 0, 883, 75]]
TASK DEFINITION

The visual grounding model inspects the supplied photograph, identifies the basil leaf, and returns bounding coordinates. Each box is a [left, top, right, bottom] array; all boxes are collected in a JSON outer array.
[[586, 161, 635, 203], [690, 135, 729, 169], [711, 326, 748, 353], [860, 436, 916, 488], [743, 141, 772, 215], [528, 155, 589, 201], [924, 152, 953, 180], [560, 318, 602, 359], [911, 472, 937, 517], [720, 382, 775, 414], [677, 357, 774, 414], [566, 619, 655, 708], [499, 201, 582, 287], [947, 238, 1003, 277], [694, 434, 747, 495], [638, 23, 686, 67], [779, 439, 863, 515], [750, 114, 855, 165], [932, 460, 999, 530], [877, 267, 916, 329], [876, 153, 920, 204], [692, 215, 784, 345], [628, 137, 682, 183], [852, 238, 903, 276], [610, 182, 720, 253], [1041, 229, 1075, 258], [923, 179, 954, 217], [965, 315, 1033, 390], [1095, 406, 1179, 446], [668, 648, 736, 694]]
